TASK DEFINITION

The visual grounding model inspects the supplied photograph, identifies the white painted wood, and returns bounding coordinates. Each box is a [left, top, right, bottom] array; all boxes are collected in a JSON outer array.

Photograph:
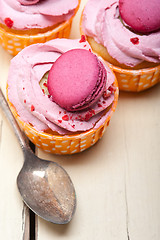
[[119, 88, 160, 240], [0, 0, 160, 239], [0, 47, 30, 240]]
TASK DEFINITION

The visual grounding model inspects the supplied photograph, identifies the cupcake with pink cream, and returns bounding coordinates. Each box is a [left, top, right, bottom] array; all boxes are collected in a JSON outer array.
[[0, 0, 80, 55], [81, 0, 160, 92], [7, 38, 118, 154]]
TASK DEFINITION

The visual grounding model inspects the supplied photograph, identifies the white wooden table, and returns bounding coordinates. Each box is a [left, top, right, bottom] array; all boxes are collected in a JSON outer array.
[[0, 1, 160, 239]]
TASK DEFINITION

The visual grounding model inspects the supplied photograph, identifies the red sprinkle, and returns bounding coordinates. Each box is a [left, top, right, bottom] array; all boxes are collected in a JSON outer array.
[[43, 82, 47, 87], [24, 100, 26, 103], [62, 115, 69, 121], [59, 111, 61, 114], [98, 103, 102, 108], [84, 109, 95, 121], [84, 44, 87, 47], [103, 90, 111, 99], [79, 35, 86, 43], [71, 124, 75, 129], [42, 89, 45, 94], [130, 37, 139, 45], [109, 85, 116, 93], [4, 18, 13, 28], [58, 120, 62, 123], [89, 49, 91, 52], [31, 105, 35, 112], [85, 112, 92, 121], [23, 87, 25, 90]]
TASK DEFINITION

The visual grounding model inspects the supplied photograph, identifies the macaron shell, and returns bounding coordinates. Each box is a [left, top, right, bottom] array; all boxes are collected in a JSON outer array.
[[18, 0, 40, 5], [48, 49, 106, 111], [119, 0, 160, 33]]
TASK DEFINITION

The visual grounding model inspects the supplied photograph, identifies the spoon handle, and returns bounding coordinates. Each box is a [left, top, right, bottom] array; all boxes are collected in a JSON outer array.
[[0, 88, 29, 150]]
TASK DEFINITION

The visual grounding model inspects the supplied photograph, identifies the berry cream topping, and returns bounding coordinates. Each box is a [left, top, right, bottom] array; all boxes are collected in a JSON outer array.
[[82, 0, 160, 67], [0, 0, 79, 30], [7, 39, 116, 135]]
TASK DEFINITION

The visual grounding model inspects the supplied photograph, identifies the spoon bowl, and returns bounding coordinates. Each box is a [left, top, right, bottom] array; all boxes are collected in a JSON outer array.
[[0, 88, 76, 224], [18, 148, 76, 224]]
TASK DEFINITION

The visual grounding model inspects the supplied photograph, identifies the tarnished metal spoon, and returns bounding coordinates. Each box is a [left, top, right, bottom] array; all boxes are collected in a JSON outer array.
[[0, 88, 76, 224]]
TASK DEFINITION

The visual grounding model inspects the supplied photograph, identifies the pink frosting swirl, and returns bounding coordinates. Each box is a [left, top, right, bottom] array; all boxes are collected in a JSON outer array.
[[0, 0, 78, 30], [82, 0, 160, 67], [7, 39, 116, 135]]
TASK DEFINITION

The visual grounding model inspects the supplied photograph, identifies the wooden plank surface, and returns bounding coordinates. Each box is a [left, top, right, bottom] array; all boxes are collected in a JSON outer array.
[[0, 48, 30, 240], [0, 0, 160, 239]]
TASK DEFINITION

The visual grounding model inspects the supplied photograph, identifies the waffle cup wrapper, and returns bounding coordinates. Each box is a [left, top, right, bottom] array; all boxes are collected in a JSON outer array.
[[0, 0, 80, 56], [6, 79, 118, 155], [106, 63, 160, 92]]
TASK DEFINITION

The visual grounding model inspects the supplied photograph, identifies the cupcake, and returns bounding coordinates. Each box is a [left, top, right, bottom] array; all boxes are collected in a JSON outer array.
[[7, 38, 118, 155], [80, 0, 160, 92], [0, 0, 80, 55]]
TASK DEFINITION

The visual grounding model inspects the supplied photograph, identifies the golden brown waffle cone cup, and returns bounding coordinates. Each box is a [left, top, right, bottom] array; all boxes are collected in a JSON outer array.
[[6, 78, 118, 155], [0, 0, 80, 56], [80, 12, 160, 92]]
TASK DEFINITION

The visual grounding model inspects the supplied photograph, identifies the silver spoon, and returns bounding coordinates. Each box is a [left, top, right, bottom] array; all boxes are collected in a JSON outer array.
[[0, 88, 76, 224]]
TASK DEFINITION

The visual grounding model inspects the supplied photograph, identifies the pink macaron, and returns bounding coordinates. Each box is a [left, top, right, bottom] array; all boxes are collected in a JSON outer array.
[[18, 0, 40, 5], [119, 0, 160, 33], [47, 49, 107, 112]]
